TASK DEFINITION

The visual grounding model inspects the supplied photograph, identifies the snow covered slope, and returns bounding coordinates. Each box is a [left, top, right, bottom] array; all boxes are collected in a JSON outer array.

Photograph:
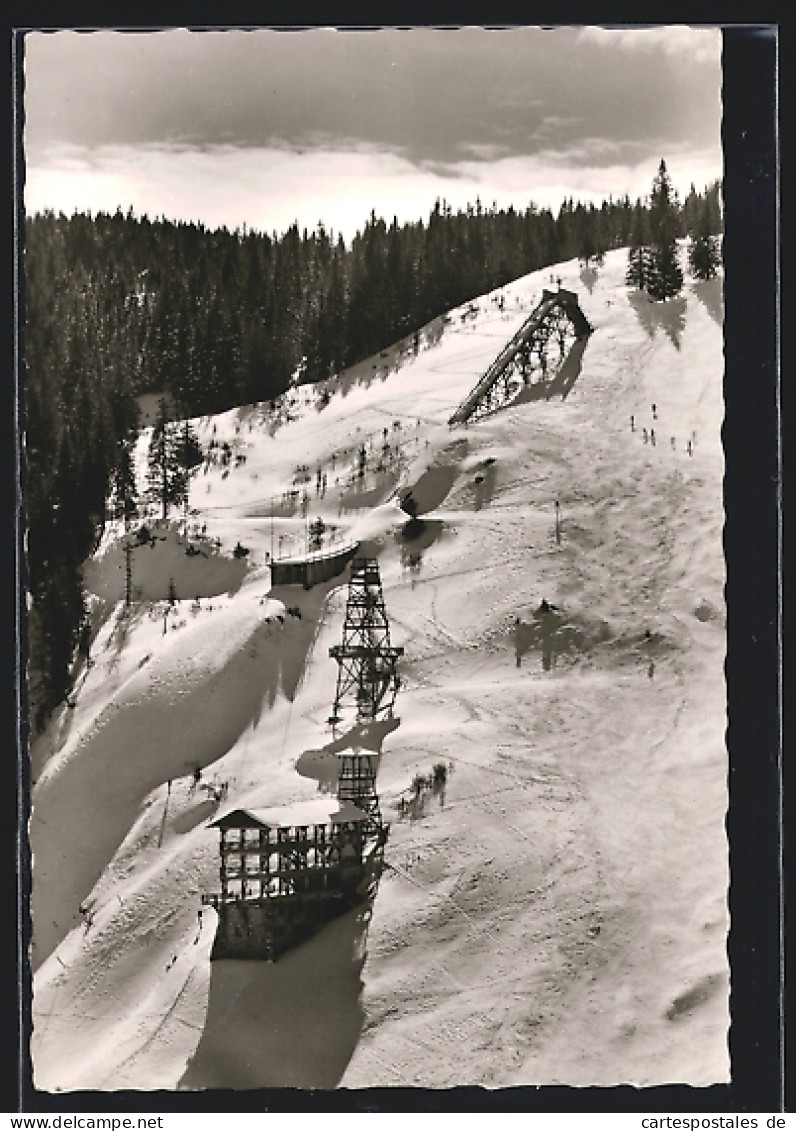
[[30, 248, 727, 1091]]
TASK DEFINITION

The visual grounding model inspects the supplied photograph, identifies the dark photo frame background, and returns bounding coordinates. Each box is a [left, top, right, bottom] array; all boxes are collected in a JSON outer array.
[[5, 19, 782, 1115]]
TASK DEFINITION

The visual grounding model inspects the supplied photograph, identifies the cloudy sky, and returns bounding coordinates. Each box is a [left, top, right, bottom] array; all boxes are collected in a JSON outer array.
[[23, 25, 723, 243]]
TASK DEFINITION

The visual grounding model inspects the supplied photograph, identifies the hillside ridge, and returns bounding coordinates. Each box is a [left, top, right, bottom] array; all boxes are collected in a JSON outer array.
[[30, 247, 728, 1091]]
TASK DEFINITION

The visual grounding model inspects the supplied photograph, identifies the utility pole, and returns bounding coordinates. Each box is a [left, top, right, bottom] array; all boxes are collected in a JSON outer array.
[[124, 538, 133, 606], [555, 499, 561, 546], [303, 511, 310, 589]]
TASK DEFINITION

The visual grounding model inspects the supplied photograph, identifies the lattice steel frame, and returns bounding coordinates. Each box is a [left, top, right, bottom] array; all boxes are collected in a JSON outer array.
[[329, 558, 403, 730], [337, 752, 382, 830]]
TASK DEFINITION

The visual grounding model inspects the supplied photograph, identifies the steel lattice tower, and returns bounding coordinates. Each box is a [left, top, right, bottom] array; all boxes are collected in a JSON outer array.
[[328, 558, 403, 833], [329, 558, 404, 730], [335, 750, 382, 829]]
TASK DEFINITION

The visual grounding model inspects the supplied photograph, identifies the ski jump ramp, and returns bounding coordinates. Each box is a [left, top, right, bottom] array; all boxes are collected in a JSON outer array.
[[448, 287, 593, 426]]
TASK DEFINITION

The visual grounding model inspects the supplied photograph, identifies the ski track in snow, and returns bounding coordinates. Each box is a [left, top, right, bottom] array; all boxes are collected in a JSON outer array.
[[30, 252, 728, 1092]]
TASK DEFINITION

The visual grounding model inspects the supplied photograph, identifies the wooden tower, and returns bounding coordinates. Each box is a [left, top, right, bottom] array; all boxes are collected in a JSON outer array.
[[203, 799, 371, 960]]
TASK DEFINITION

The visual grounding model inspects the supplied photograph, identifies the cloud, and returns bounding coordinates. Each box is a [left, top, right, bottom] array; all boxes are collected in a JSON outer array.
[[23, 25, 721, 170], [26, 143, 441, 239], [25, 139, 722, 243], [531, 136, 651, 168], [526, 116, 584, 146], [576, 25, 721, 66], [457, 141, 515, 162]]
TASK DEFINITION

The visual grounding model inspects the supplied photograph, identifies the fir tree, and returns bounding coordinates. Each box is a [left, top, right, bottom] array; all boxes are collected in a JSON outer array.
[[682, 182, 702, 237], [111, 433, 139, 529], [703, 180, 723, 235], [146, 399, 186, 519], [175, 418, 203, 474], [646, 160, 683, 300], [575, 202, 597, 267], [688, 198, 722, 280], [626, 200, 651, 289]]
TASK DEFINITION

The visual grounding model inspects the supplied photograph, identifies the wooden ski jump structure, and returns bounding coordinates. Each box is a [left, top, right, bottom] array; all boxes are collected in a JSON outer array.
[[448, 287, 593, 426], [204, 558, 398, 960]]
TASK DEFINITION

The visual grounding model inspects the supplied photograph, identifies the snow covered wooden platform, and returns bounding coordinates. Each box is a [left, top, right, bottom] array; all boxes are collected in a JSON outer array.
[[270, 541, 359, 588], [203, 800, 379, 960]]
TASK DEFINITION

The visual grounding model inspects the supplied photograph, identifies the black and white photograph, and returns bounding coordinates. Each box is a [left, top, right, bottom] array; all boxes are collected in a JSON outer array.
[[17, 23, 773, 1100]]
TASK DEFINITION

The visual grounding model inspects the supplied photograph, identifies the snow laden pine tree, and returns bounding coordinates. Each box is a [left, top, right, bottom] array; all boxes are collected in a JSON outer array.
[[175, 417, 204, 478], [146, 398, 188, 519], [646, 159, 684, 301], [110, 432, 139, 530], [626, 199, 651, 289], [688, 194, 722, 281]]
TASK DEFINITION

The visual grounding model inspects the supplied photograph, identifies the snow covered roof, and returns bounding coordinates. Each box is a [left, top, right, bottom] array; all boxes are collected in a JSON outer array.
[[209, 799, 368, 830], [275, 540, 359, 566], [330, 746, 381, 760]]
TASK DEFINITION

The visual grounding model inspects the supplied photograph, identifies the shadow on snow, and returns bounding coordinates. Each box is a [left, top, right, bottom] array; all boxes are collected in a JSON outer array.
[[179, 901, 373, 1091], [628, 290, 687, 350]]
